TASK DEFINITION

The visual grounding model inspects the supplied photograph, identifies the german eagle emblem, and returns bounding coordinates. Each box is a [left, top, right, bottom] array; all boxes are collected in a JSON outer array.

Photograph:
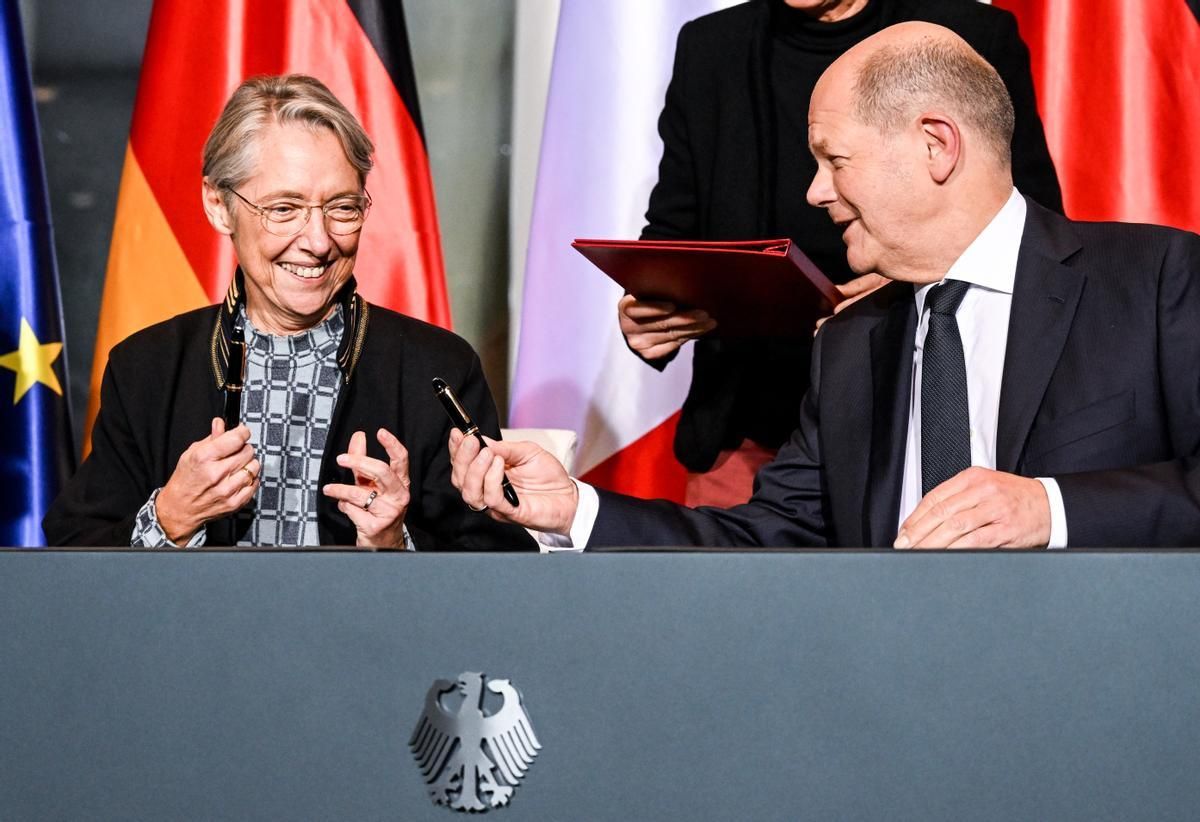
[[410, 672, 541, 811]]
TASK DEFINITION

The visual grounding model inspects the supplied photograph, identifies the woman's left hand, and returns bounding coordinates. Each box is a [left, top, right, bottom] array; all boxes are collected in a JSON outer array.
[[322, 428, 412, 548]]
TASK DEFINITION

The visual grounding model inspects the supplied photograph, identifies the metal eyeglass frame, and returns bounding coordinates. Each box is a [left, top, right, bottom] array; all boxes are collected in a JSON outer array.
[[224, 186, 372, 237]]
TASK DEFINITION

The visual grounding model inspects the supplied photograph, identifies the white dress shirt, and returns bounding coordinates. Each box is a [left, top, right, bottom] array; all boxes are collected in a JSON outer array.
[[898, 188, 1066, 547], [551, 188, 1066, 550]]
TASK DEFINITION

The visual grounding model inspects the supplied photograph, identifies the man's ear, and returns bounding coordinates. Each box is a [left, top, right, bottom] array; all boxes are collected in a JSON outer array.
[[919, 113, 961, 184], [201, 177, 235, 236]]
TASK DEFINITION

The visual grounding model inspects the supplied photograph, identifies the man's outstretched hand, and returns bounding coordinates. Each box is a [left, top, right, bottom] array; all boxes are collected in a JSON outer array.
[[448, 429, 579, 536]]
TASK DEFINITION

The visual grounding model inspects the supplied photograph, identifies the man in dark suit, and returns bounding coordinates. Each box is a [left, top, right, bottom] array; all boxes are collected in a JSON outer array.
[[620, 0, 1062, 508], [451, 22, 1200, 549]]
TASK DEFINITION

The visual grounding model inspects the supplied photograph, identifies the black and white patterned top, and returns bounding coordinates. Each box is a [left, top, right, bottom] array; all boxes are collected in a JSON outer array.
[[235, 307, 344, 546], [131, 307, 345, 548]]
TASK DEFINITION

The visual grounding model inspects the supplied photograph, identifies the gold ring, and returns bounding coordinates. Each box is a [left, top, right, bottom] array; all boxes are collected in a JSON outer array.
[[239, 465, 256, 483]]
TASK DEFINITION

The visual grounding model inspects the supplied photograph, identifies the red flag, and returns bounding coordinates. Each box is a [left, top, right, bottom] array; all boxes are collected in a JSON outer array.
[[996, 0, 1200, 231], [86, 0, 449, 451]]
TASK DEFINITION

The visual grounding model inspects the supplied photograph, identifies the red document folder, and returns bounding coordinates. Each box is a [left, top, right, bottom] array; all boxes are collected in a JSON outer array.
[[572, 238, 841, 337]]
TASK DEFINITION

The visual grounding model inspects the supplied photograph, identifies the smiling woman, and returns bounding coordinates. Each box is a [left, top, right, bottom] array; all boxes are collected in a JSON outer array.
[[203, 123, 364, 336], [199, 76, 372, 337], [42, 74, 534, 552]]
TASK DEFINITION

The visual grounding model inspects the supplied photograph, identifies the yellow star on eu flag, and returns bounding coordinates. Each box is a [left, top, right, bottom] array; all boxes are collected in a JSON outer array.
[[0, 318, 64, 404]]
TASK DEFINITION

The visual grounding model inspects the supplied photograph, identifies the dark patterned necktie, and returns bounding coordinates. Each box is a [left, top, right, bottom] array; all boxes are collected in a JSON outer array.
[[921, 280, 972, 495]]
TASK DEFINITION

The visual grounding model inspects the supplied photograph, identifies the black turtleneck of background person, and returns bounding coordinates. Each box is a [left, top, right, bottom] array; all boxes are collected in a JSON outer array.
[[640, 0, 1061, 474]]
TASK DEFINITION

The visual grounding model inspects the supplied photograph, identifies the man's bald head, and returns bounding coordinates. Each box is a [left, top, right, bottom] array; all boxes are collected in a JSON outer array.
[[843, 22, 1015, 167], [806, 23, 1018, 282]]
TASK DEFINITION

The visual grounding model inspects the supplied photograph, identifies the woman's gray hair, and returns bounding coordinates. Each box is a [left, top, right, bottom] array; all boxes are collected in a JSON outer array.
[[202, 74, 375, 209]]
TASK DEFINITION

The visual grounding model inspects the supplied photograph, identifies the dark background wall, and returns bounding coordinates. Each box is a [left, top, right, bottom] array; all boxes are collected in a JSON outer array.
[[30, 1, 147, 451], [25, 0, 516, 452]]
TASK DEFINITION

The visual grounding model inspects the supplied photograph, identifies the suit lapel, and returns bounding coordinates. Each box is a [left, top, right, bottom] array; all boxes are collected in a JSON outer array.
[[864, 286, 916, 546], [996, 201, 1086, 472]]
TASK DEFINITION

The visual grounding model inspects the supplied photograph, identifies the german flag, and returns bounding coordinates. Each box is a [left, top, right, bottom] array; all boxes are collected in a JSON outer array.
[[88, 0, 449, 450], [997, 0, 1200, 231]]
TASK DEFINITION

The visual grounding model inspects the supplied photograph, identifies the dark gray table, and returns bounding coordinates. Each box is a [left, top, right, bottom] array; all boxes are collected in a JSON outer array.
[[2, 551, 1199, 820]]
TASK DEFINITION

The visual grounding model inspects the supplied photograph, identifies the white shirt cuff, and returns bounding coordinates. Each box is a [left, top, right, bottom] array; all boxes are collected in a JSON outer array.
[[1036, 477, 1068, 548], [534, 479, 596, 552]]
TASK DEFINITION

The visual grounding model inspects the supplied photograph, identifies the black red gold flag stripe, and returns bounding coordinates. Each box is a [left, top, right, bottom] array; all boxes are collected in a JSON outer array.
[[997, 0, 1200, 232], [87, 0, 449, 450]]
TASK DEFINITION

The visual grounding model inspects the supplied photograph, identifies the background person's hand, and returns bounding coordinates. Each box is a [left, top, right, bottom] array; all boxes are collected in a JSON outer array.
[[448, 429, 579, 536], [618, 293, 717, 360], [322, 428, 412, 549], [814, 273, 890, 333], [156, 417, 259, 543]]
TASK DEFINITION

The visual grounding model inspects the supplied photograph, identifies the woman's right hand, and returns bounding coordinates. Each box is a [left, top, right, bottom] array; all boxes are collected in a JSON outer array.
[[155, 418, 259, 543]]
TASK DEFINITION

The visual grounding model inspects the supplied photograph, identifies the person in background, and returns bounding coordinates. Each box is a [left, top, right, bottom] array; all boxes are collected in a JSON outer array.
[[620, 0, 1062, 507], [45, 74, 532, 551]]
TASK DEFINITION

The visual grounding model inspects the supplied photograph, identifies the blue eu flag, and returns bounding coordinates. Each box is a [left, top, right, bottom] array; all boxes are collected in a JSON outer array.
[[0, 0, 74, 546]]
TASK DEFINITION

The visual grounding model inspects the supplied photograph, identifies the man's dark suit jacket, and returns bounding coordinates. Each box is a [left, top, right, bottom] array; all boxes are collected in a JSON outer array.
[[641, 0, 1063, 472], [44, 297, 535, 550], [595, 200, 1200, 548]]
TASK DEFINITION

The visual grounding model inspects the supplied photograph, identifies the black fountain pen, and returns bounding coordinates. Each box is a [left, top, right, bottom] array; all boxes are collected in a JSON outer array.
[[432, 377, 520, 507], [223, 323, 247, 430]]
